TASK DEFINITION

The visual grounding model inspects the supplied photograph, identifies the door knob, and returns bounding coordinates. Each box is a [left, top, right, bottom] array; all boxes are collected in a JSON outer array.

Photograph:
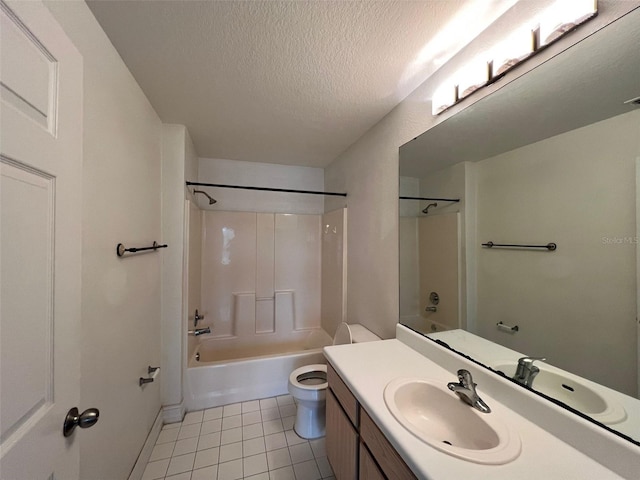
[[63, 407, 100, 437]]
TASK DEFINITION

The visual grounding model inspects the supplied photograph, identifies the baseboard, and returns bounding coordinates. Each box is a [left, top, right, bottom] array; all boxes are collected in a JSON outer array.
[[127, 409, 163, 480], [162, 401, 185, 424]]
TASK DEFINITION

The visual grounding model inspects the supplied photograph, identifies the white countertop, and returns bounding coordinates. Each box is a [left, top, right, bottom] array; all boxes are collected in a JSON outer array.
[[323, 333, 628, 479]]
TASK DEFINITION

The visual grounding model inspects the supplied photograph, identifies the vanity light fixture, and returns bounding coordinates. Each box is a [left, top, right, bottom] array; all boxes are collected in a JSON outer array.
[[538, 0, 598, 47], [432, 0, 598, 116], [455, 57, 491, 100]]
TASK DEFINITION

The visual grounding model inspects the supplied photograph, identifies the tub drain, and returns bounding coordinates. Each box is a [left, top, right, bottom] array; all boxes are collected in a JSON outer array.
[[442, 440, 452, 446]]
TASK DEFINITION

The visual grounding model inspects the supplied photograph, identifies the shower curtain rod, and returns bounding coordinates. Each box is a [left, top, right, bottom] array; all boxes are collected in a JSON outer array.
[[186, 181, 347, 197], [399, 196, 460, 202]]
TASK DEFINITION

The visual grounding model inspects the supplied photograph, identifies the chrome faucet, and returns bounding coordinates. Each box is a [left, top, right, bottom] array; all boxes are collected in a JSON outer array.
[[447, 369, 491, 413], [188, 327, 211, 336], [194, 309, 204, 327], [513, 356, 545, 388]]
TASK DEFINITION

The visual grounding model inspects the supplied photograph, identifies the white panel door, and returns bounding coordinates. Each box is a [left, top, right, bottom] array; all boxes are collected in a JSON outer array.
[[0, 1, 83, 479]]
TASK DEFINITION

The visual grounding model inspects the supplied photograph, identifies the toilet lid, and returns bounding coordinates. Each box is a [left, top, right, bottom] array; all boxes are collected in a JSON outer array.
[[333, 323, 352, 345]]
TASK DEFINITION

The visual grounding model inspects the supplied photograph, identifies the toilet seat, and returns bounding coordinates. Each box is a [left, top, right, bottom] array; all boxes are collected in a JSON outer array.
[[289, 365, 328, 400]]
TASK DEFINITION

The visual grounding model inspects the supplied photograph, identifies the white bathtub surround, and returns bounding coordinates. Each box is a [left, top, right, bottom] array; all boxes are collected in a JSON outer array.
[[141, 395, 335, 480], [200, 211, 321, 345], [322, 325, 640, 479]]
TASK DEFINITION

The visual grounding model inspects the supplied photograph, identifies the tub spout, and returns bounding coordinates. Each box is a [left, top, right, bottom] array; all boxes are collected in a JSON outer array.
[[188, 327, 211, 336]]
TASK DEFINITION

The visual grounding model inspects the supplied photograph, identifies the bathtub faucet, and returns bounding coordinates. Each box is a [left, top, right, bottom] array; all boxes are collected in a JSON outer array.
[[188, 327, 211, 336]]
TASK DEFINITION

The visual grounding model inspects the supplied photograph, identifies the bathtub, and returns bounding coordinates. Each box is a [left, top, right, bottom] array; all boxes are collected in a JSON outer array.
[[185, 328, 332, 411]]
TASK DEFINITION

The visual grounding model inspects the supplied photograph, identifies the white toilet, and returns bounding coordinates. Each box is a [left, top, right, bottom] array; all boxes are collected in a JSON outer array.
[[288, 323, 381, 439]]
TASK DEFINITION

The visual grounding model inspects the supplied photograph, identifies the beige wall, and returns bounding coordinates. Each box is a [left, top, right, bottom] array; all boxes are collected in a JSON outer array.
[[475, 110, 640, 396], [45, 2, 163, 478]]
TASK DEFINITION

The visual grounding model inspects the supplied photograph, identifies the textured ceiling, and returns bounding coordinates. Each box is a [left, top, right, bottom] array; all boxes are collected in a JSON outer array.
[[87, 0, 516, 167]]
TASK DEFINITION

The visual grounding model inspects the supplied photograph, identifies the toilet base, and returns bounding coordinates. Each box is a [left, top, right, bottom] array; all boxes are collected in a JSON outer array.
[[293, 398, 326, 439]]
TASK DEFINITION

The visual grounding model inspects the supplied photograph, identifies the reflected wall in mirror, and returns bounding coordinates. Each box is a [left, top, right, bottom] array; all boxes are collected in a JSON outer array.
[[399, 9, 640, 444]]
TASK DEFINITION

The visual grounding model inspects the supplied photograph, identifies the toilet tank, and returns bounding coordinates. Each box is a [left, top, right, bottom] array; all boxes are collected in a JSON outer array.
[[333, 323, 381, 345]]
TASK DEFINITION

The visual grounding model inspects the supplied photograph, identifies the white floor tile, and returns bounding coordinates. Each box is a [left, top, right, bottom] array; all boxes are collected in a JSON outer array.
[[309, 438, 326, 458], [219, 441, 243, 463], [221, 414, 242, 430], [178, 423, 202, 440], [243, 422, 263, 440], [203, 406, 223, 421], [194, 447, 220, 470], [149, 442, 174, 462], [259, 398, 278, 410], [183, 411, 204, 425], [262, 419, 283, 436], [142, 395, 328, 480], [156, 428, 180, 445], [284, 430, 306, 446], [201, 419, 223, 435], [315, 456, 334, 478], [245, 472, 269, 480], [141, 458, 169, 480], [242, 410, 262, 425], [264, 432, 288, 452], [243, 437, 266, 457], [278, 404, 296, 418], [266, 447, 291, 470], [288, 442, 313, 464], [222, 403, 242, 417], [191, 465, 218, 480], [276, 395, 294, 406], [281, 416, 295, 431], [198, 432, 221, 451], [173, 437, 199, 456], [268, 465, 295, 480], [261, 407, 281, 421], [166, 453, 195, 476], [243, 453, 268, 477], [217, 458, 243, 480], [293, 459, 321, 480], [163, 422, 182, 430], [220, 427, 243, 445], [242, 400, 260, 413], [165, 472, 192, 480]]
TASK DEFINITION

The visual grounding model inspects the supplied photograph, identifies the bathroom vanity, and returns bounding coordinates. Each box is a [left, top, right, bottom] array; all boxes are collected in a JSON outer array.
[[326, 362, 416, 480], [323, 325, 640, 479]]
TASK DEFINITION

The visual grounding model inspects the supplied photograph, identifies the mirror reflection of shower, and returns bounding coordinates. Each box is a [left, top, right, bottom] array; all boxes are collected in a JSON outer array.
[[422, 202, 437, 214], [193, 189, 217, 204]]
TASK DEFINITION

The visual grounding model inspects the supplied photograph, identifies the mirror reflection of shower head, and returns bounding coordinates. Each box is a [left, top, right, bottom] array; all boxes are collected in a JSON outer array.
[[193, 189, 217, 205], [422, 202, 437, 214]]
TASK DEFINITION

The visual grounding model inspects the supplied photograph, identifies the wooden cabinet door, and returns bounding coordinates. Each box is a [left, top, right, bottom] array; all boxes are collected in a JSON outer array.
[[326, 389, 358, 480], [359, 443, 386, 480]]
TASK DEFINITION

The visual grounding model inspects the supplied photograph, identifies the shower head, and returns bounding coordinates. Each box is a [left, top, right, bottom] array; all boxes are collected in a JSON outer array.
[[422, 202, 437, 214], [193, 190, 217, 205]]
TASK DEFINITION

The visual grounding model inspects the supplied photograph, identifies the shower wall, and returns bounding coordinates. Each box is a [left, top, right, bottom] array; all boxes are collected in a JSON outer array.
[[200, 211, 321, 347]]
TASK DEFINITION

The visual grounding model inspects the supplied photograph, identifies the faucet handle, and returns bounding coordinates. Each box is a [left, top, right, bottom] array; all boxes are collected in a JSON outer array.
[[517, 356, 546, 366], [456, 369, 474, 387]]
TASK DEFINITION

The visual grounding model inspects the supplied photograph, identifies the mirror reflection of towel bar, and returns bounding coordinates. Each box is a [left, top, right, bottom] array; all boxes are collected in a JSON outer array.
[[497, 321, 519, 333], [482, 241, 557, 251]]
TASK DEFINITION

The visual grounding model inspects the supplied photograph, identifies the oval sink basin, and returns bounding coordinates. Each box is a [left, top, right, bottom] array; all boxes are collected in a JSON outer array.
[[494, 363, 626, 425], [384, 378, 521, 464]]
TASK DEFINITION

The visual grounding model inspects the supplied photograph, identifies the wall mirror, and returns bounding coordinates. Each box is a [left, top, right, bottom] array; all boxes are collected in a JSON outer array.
[[399, 9, 640, 444]]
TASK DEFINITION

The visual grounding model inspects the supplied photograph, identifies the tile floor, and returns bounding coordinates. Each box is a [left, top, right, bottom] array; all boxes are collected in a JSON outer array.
[[142, 394, 335, 480]]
